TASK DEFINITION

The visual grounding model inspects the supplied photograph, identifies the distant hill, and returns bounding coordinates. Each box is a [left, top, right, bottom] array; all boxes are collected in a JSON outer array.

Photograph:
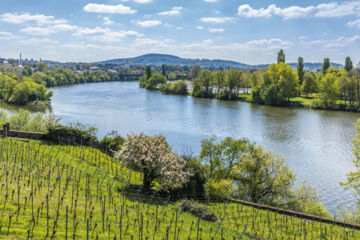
[[97, 53, 343, 71]]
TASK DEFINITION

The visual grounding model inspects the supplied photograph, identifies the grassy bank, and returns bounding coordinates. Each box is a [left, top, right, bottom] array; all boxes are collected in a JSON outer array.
[[1, 138, 359, 239]]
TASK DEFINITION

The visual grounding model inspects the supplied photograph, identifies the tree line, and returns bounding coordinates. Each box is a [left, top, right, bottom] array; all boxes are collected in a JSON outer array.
[[140, 51, 360, 112], [0, 62, 122, 105]]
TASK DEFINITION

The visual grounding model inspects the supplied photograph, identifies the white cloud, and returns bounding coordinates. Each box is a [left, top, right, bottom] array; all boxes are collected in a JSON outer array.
[[238, 4, 314, 19], [238, 2, 360, 20], [18, 38, 59, 45], [73, 27, 141, 42], [103, 17, 114, 25], [133, 38, 171, 47], [301, 35, 360, 48], [196, 26, 204, 30], [20, 27, 55, 36], [315, 2, 360, 18], [0, 31, 17, 40], [134, 0, 152, 3], [204, 0, 217, 2], [158, 7, 183, 16], [135, 20, 161, 27], [83, 3, 137, 14], [0, 13, 66, 25], [208, 28, 224, 33], [347, 19, 360, 28], [201, 17, 233, 23], [50, 24, 78, 31], [176, 27, 183, 30]]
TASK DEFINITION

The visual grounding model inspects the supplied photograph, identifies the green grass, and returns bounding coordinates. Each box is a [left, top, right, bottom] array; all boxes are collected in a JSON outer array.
[[0, 138, 359, 239]]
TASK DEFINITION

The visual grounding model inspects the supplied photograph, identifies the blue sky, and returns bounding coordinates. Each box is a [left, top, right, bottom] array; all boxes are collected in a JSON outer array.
[[0, 0, 359, 64]]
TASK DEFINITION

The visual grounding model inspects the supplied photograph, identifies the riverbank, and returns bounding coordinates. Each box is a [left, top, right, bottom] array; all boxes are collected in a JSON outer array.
[[159, 81, 360, 113]]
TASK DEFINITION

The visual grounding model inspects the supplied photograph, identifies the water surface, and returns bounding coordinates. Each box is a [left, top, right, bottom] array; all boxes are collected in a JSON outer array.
[[49, 81, 359, 214]]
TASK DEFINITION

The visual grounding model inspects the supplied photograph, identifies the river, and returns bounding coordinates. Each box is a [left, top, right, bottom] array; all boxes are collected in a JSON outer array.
[[45, 81, 359, 214]]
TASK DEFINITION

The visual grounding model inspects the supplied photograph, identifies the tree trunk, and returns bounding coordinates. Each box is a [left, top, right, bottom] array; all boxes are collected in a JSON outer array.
[[143, 171, 153, 193]]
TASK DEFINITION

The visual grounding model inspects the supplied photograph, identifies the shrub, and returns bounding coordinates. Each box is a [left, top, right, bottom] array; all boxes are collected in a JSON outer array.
[[100, 131, 125, 153], [45, 122, 98, 145], [204, 179, 234, 201], [170, 157, 207, 199], [179, 200, 217, 222]]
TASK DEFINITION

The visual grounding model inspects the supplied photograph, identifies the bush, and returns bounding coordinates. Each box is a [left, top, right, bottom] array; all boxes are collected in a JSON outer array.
[[170, 157, 207, 199], [179, 200, 217, 222], [160, 80, 188, 95], [100, 131, 125, 153], [45, 122, 98, 145], [204, 179, 234, 201]]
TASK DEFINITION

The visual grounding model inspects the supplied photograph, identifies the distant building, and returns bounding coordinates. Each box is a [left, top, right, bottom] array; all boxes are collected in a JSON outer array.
[[108, 69, 117, 73]]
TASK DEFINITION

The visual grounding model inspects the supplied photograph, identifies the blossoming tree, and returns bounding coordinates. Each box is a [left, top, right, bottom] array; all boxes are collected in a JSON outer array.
[[115, 133, 191, 192]]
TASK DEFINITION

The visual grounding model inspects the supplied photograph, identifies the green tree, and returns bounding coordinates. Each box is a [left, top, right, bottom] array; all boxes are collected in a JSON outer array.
[[199, 136, 250, 181], [321, 58, 330, 74], [161, 64, 166, 76], [213, 70, 225, 95], [301, 72, 317, 97], [225, 69, 242, 98], [232, 144, 294, 204], [277, 49, 285, 64], [22, 65, 33, 76], [36, 62, 49, 72], [190, 65, 201, 79], [342, 119, 360, 202], [297, 57, 304, 87], [145, 66, 152, 80], [344, 56, 353, 72], [318, 70, 340, 107], [146, 73, 166, 90]]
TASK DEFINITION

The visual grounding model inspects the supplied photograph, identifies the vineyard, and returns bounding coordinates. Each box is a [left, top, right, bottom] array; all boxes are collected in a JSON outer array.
[[0, 138, 359, 239]]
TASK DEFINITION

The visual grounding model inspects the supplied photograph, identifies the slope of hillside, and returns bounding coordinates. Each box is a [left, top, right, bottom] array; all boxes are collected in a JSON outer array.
[[0, 138, 358, 239], [96, 53, 343, 70]]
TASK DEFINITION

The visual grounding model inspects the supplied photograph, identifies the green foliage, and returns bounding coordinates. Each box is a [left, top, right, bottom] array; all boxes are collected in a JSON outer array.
[[342, 119, 360, 203], [317, 68, 340, 107], [189, 65, 201, 79], [232, 145, 294, 205], [174, 157, 207, 199], [161, 64, 166, 76], [322, 58, 330, 74], [146, 73, 167, 90], [0, 72, 52, 105], [301, 71, 317, 97], [297, 57, 304, 86], [99, 131, 125, 152], [36, 62, 49, 72], [277, 49, 286, 63], [145, 65, 152, 80], [0, 110, 48, 132], [204, 178, 234, 201], [45, 122, 98, 144], [22, 65, 33, 76], [160, 80, 188, 95], [344, 56, 353, 72], [199, 136, 329, 216], [252, 63, 299, 105], [290, 181, 332, 218]]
